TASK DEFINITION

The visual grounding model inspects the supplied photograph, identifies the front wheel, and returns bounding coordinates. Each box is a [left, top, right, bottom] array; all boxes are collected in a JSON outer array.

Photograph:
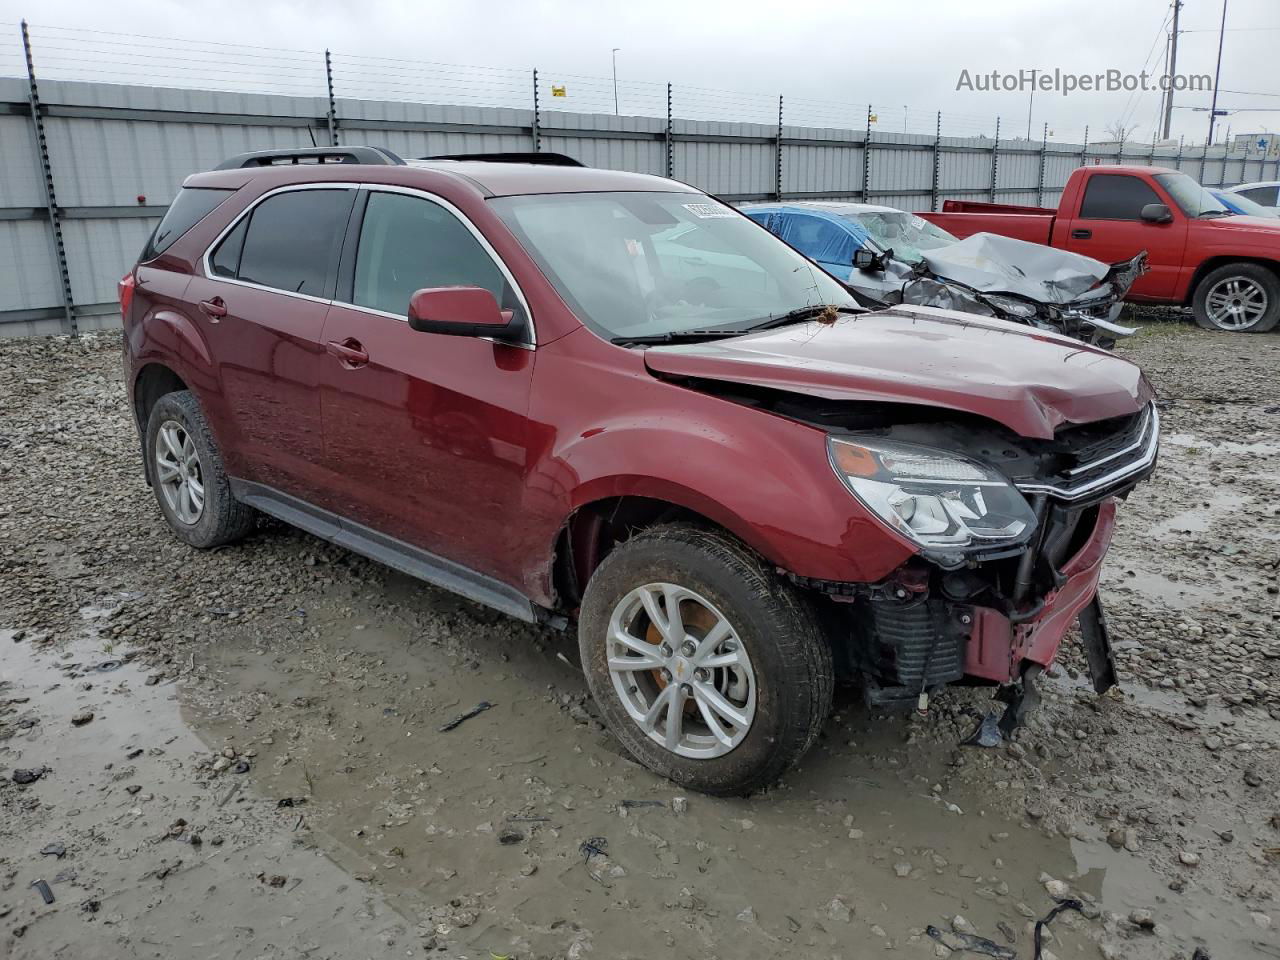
[[578, 524, 833, 795], [1191, 263, 1280, 333]]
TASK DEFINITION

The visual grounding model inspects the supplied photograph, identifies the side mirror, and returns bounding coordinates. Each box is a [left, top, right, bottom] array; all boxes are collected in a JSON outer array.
[[1139, 203, 1173, 224], [407, 286, 514, 338], [853, 247, 890, 272]]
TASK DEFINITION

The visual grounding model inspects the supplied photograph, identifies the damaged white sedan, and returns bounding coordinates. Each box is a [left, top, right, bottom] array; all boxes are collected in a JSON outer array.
[[743, 201, 1145, 346]]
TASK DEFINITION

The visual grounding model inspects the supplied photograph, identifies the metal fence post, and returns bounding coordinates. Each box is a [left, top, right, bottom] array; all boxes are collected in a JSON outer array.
[[1080, 125, 1089, 168], [1175, 134, 1184, 171], [861, 104, 872, 201], [665, 82, 673, 178], [774, 95, 784, 201], [929, 111, 942, 212], [1035, 122, 1048, 208], [531, 69, 541, 152], [1148, 129, 1156, 167], [989, 116, 1000, 202], [21, 21, 76, 336], [324, 49, 339, 146]]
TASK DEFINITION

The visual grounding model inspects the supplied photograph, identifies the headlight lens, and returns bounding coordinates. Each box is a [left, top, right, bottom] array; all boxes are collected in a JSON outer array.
[[828, 436, 1037, 556], [981, 293, 1041, 319]]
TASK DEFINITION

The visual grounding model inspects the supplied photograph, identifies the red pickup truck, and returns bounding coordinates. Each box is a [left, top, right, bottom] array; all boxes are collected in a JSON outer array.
[[920, 165, 1280, 333]]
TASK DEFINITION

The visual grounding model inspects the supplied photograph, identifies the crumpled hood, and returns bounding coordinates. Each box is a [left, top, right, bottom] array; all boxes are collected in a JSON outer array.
[[920, 232, 1117, 304], [643, 306, 1154, 439]]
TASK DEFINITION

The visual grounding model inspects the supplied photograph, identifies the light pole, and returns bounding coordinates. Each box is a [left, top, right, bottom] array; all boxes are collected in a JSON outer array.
[[612, 48, 620, 115], [1026, 86, 1034, 140], [1207, 0, 1227, 145]]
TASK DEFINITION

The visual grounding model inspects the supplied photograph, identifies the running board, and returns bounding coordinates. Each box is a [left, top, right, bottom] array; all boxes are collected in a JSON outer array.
[[230, 479, 537, 623]]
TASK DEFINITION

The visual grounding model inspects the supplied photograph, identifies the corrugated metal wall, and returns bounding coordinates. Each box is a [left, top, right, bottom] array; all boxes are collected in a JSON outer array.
[[4, 75, 1277, 337]]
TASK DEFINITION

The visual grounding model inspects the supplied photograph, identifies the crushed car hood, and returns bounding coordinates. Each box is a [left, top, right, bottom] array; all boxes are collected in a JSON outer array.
[[643, 307, 1154, 439], [919, 232, 1128, 304]]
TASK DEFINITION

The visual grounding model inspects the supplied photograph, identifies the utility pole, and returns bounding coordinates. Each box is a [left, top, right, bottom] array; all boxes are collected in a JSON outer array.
[[611, 48, 620, 115], [1207, 0, 1227, 146], [1162, 0, 1182, 140], [1026, 86, 1034, 140]]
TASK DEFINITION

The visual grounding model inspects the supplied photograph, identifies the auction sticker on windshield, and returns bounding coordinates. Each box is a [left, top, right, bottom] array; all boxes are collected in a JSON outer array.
[[683, 202, 735, 218]]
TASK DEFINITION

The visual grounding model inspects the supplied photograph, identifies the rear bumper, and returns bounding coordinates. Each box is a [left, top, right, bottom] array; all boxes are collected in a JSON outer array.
[[964, 498, 1117, 684]]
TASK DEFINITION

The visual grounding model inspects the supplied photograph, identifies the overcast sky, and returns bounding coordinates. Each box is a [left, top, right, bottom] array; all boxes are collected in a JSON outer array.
[[2, 0, 1276, 145]]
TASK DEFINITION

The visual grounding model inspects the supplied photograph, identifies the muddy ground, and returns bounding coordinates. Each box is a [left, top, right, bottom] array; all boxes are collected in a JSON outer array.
[[1, 319, 1277, 960]]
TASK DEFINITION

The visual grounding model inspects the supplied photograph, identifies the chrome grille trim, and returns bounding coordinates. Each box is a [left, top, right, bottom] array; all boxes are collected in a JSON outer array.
[[1016, 404, 1159, 501]]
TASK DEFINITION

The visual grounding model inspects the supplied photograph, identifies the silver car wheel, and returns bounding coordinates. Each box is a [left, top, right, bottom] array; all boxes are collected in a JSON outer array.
[[1205, 276, 1269, 330], [606, 582, 756, 759], [155, 420, 205, 525]]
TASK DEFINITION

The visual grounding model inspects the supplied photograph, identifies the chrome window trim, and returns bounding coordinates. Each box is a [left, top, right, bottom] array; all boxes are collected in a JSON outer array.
[[338, 184, 535, 350], [1016, 405, 1159, 501], [200, 181, 362, 306]]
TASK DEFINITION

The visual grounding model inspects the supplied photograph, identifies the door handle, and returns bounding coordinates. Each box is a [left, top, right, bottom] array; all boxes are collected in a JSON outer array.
[[325, 338, 369, 368], [1070, 229, 1092, 239], [199, 297, 227, 320]]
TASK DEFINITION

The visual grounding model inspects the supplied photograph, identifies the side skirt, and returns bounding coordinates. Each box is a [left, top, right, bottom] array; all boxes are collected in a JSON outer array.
[[230, 479, 538, 624]]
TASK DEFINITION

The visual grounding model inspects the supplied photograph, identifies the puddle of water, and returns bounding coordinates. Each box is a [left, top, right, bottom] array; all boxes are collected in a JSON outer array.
[[0, 629, 409, 958], [1163, 433, 1280, 457], [1106, 565, 1233, 610]]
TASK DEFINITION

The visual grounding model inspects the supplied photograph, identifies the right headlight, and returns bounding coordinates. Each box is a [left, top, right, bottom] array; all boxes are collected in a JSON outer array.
[[827, 436, 1038, 561]]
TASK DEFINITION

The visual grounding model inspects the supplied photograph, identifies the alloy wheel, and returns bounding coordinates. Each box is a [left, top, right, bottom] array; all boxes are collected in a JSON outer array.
[[1205, 275, 1269, 330], [154, 420, 205, 525], [606, 582, 756, 759]]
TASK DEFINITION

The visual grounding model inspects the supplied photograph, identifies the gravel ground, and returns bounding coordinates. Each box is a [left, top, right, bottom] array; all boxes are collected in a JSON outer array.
[[1, 320, 1278, 960]]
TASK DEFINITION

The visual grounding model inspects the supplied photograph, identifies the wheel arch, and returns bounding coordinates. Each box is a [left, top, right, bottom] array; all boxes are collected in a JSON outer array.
[[550, 485, 772, 614], [132, 363, 190, 484], [1185, 255, 1280, 305]]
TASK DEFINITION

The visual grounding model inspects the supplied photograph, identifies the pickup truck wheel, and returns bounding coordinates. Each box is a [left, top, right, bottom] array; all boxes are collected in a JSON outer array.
[[145, 390, 255, 549], [578, 524, 833, 796], [1192, 263, 1280, 333]]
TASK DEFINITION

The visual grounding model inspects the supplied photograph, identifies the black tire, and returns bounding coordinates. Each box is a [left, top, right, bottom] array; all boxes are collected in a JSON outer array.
[[1191, 263, 1280, 333], [578, 524, 833, 796], [144, 390, 255, 548]]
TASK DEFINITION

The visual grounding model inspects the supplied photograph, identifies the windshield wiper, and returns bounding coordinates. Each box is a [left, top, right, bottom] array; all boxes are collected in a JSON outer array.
[[610, 329, 747, 346], [743, 303, 862, 332]]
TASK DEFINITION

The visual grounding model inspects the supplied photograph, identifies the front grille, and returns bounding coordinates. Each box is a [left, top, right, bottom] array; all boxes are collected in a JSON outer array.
[[1016, 402, 1159, 502]]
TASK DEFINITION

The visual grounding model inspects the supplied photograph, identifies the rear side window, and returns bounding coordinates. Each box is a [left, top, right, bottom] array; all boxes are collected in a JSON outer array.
[[1239, 185, 1279, 206], [142, 187, 233, 261], [218, 189, 354, 297], [352, 191, 520, 323], [1079, 174, 1163, 220]]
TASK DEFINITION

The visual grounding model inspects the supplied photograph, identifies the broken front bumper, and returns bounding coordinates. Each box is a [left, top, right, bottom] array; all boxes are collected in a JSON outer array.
[[964, 498, 1116, 685]]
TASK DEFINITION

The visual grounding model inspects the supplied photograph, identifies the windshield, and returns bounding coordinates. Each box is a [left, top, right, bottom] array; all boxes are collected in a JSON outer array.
[[490, 192, 857, 340], [842, 211, 959, 264], [1213, 189, 1277, 218], [1155, 173, 1230, 217]]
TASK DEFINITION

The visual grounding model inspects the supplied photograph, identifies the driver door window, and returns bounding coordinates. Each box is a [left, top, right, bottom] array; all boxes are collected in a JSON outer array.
[[351, 191, 527, 337]]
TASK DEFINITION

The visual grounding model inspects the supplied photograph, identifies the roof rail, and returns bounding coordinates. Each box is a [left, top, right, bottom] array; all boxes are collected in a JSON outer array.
[[421, 152, 584, 167], [215, 146, 406, 170]]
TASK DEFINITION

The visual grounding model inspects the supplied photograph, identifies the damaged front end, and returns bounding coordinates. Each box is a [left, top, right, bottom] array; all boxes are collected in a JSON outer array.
[[848, 237, 1147, 348], [801, 402, 1159, 730]]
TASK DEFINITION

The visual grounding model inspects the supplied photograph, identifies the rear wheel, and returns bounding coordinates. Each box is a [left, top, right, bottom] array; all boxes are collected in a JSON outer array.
[[145, 390, 255, 548], [578, 524, 833, 795], [1192, 263, 1280, 332]]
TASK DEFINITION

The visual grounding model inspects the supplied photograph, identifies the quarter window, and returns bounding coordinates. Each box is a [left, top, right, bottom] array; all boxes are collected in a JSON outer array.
[[213, 189, 354, 297], [352, 191, 523, 330], [1079, 174, 1164, 220]]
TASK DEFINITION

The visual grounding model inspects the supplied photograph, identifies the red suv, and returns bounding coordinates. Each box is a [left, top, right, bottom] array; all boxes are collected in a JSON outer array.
[[122, 147, 1158, 795]]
